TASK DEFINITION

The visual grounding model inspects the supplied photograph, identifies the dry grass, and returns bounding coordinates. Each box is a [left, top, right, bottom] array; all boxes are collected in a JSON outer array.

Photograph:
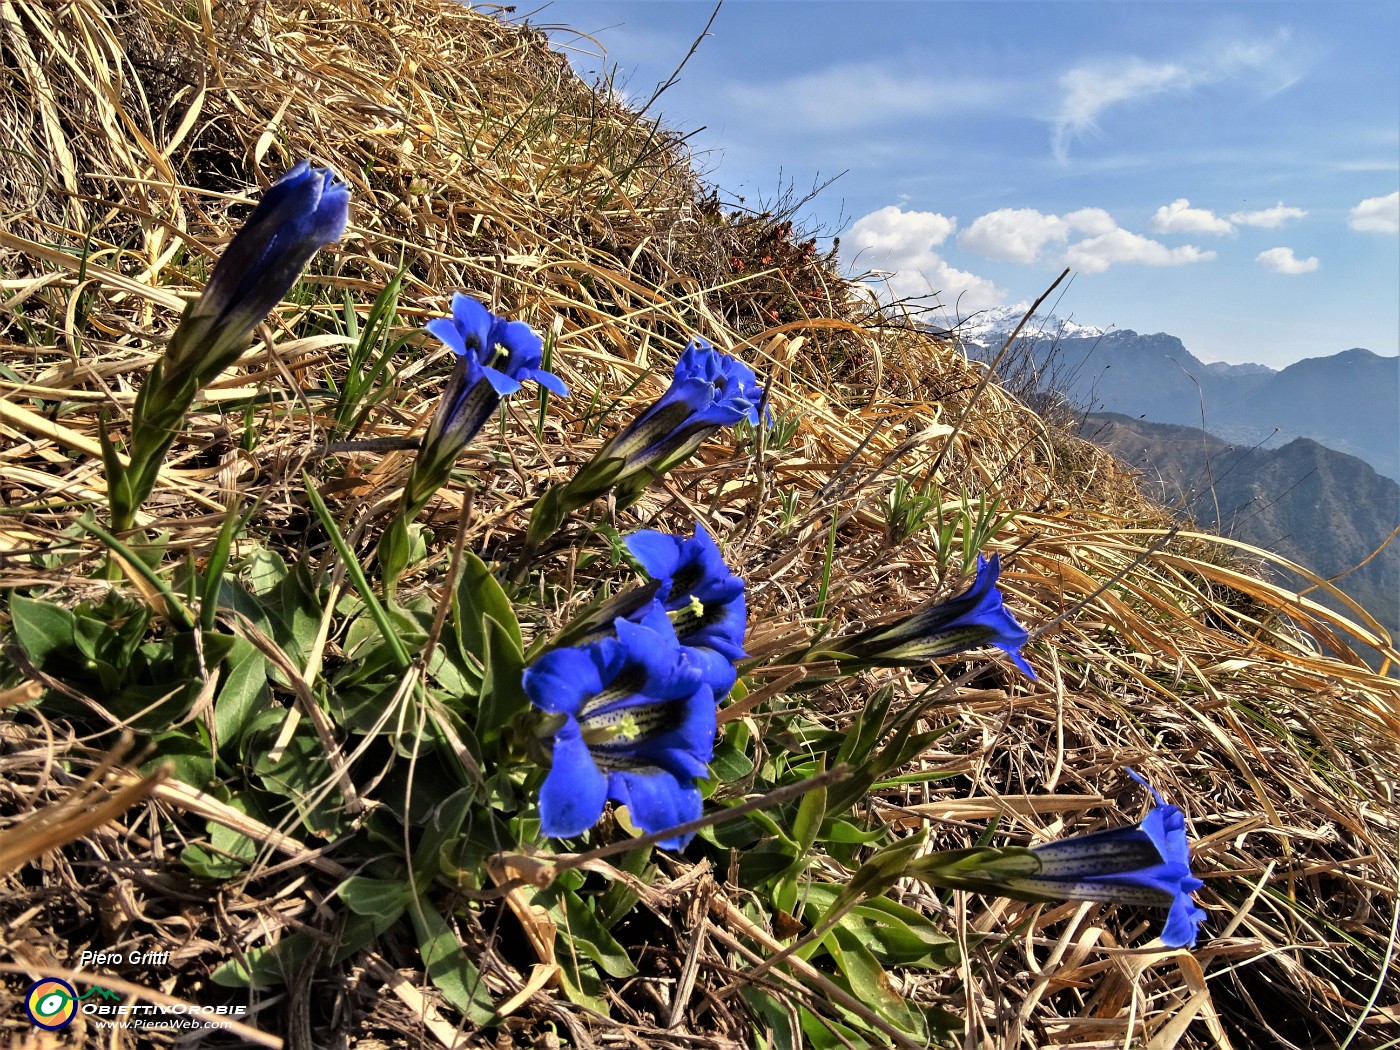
[[2, 0, 1399, 1047]]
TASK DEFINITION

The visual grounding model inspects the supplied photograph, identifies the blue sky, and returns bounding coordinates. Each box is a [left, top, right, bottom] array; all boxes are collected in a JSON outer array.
[[523, 1, 1399, 368]]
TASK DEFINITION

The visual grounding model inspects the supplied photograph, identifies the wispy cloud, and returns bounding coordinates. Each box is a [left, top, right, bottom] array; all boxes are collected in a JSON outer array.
[[1051, 32, 1296, 161], [848, 205, 1004, 311], [724, 63, 1013, 133], [1348, 191, 1400, 233], [1230, 202, 1307, 228], [1256, 247, 1319, 274], [1149, 199, 1236, 235]]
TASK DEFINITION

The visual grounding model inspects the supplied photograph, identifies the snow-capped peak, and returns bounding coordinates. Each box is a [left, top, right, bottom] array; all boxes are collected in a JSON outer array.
[[956, 304, 1106, 344]]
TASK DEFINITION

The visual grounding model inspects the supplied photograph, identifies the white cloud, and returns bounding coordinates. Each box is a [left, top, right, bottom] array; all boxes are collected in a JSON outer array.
[[724, 64, 1011, 133], [851, 205, 955, 252], [1051, 33, 1294, 161], [1066, 229, 1216, 273], [1054, 59, 1190, 161], [1149, 198, 1235, 235], [849, 205, 1004, 311], [1256, 247, 1319, 274], [957, 206, 1210, 274], [958, 207, 1114, 263], [1229, 202, 1307, 228], [1348, 191, 1400, 233]]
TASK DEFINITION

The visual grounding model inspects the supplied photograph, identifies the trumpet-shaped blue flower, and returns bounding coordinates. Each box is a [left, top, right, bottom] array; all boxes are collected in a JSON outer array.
[[378, 294, 567, 591], [1007, 771, 1207, 948], [605, 338, 766, 469], [523, 604, 716, 849], [194, 161, 351, 360], [624, 522, 747, 695], [424, 292, 568, 399], [404, 294, 567, 512], [110, 160, 350, 534], [525, 340, 767, 547], [835, 554, 1036, 679], [908, 771, 1206, 949]]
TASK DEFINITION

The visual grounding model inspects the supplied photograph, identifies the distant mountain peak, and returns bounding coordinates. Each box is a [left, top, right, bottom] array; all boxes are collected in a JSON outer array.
[[1204, 360, 1278, 377], [956, 305, 1106, 343]]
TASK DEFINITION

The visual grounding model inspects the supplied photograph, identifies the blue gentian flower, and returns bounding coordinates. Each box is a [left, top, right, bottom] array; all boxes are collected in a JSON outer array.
[[624, 522, 747, 695], [522, 603, 716, 849], [404, 294, 567, 514], [908, 771, 1206, 950], [605, 338, 767, 470], [194, 160, 351, 358], [834, 554, 1036, 679], [424, 292, 568, 399], [378, 294, 566, 591], [1004, 771, 1207, 948], [110, 160, 349, 535], [525, 340, 767, 548]]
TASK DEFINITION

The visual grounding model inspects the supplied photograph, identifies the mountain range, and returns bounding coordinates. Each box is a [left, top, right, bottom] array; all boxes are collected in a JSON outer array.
[[960, 310, 1399, 481], [1082, 413, 1398, 662], [959, 310, 1399, 666]]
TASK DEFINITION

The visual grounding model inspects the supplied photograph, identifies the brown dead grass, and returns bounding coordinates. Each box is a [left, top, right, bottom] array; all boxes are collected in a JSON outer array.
[[1, 0, 1398, 1047]]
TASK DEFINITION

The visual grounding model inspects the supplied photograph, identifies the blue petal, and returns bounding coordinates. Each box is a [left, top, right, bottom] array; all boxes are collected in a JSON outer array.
[[1160, 892, 1208, 949], [539, 719, 608, 838], [480, 364, 524, 396], [199, 162, 349, 336], [613, 602, 684, 660], [449, 293, 494, 356], [609, 677, 716, 771], [425, 316, 468, 357], [1127, 767, 1168, 807], [685, 645, 738, 697], [1007, 648, 1039, 681], [531, 369, 569, 397], [625, 530, 684, 582], [608, 767, 703, 850], [523, 642, 615, 715], [494, 319, 545, 370]]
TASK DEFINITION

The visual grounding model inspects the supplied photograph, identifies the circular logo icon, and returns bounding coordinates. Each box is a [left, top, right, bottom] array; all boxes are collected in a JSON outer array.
[[25, 978, 77, 1030]]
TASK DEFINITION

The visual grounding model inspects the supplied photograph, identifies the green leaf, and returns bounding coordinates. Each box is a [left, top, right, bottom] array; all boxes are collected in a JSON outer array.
[[146, 728, 214, 787], [540, 890, 641, 985], [797, 1005, 863, 1050], [823, 819, 888, 845], [241, 548, 289, 596], [827, 925, 922, 1034], [409, 901, 496, 1024], [251, 729, 345, 837], [209, 932, 316, 988], [302, 472, 409, 670], [215, 638, 269, 750], [181, 806, 259, 879], [411, 788, 476, 886], [340, 876, 414, 926], [453, 551, 522, 659], [738, 842, 800, 886], [710, 738, 755, 783], [9, 595, 77, 674], [790, 757, 826, 858], [475, 614, 528, 745], [740, 987, 801, 1050], [200, 504, 248, 631]]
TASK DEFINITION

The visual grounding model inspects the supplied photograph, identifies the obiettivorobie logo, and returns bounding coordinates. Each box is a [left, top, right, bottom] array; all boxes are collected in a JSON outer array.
[[23, 979, 118, 1030], [22, 977, 247, 1032]]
